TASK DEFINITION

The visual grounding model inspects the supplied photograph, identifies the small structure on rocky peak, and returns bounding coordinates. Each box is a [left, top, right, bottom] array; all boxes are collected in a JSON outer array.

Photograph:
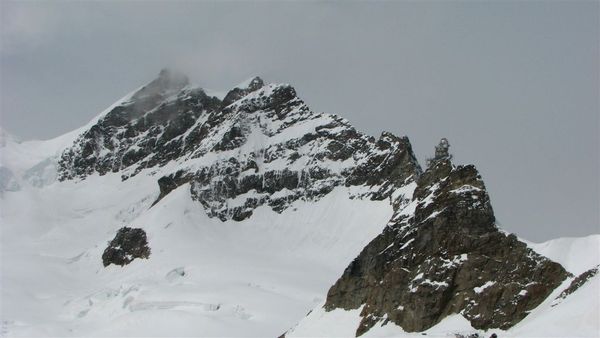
[[427, 138, 453, 167]]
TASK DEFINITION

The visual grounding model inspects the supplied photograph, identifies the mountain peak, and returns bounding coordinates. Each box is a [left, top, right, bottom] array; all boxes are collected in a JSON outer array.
[[131, 68, 189, 101], [222, 76, 266, 107], [157, 68, 189, 83], [57, 71, 421, 220], [234, 76, 264, 91]]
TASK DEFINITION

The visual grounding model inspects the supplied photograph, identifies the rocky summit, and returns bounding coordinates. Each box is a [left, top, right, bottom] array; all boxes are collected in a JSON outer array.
[[58, 70, 421, 221], [323, 157, 569, 335], [4, 70, 593, 337]]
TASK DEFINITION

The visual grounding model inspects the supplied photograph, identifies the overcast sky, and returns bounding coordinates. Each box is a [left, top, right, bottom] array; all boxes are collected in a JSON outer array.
[[1, 1, 598, 241]]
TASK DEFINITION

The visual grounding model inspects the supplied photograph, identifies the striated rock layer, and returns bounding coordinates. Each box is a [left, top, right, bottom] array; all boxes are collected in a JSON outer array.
[[58, 70, 421, 221]]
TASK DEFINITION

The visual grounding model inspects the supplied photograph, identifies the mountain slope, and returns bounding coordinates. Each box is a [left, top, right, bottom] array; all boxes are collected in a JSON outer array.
[[526, 234, 600, 276], [1, 70, 418, 336], [287, 235, 599, 338], [1, 70, 597, 337], [286, 158, 568, 337], [57, 69, 420, 221]]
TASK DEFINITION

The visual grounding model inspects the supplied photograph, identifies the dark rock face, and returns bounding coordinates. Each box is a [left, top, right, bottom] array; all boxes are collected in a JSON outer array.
[[58, 71, 422, 221], [324, 159, 569, 335], [554, 265, 598, 303], [59, 76, 222, 180], [222, 77, 264, 107], [153, 170, 193, 206], [102, 227, 151, 267]]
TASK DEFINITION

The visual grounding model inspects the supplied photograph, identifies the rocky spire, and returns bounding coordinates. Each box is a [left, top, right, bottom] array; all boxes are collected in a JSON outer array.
[[323, 159, 568, 335]]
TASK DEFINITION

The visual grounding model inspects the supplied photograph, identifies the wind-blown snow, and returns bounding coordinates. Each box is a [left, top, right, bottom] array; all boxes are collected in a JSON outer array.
[[0, 87, 142, 192]]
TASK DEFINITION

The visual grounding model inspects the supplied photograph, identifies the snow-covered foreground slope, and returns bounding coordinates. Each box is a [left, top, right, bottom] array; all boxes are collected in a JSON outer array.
[[3, 137, 597, 338], [287, 234, 600, 338], [1, 168, 392, 336]]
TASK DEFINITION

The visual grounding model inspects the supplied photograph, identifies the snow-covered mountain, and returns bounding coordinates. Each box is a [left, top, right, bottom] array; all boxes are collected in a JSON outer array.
[[1, 70, 598, 337]]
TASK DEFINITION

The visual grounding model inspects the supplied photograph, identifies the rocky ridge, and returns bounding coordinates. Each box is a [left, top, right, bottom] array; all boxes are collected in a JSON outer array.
[[553, 265, 598, 305], [322, 158, 569, 335], [58, 70, 421, 221]]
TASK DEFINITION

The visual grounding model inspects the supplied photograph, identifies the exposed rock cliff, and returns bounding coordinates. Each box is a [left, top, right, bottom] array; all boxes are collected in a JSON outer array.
[[58, 70, 421, 221], [323, 157, 569, 335]]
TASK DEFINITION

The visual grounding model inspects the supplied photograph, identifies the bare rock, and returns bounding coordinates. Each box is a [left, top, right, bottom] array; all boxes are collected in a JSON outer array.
[[102, 227, 151, 267]]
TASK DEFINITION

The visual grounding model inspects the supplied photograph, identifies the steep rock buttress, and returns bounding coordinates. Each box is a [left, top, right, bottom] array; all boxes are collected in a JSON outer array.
[[322, 156, 569, 335]]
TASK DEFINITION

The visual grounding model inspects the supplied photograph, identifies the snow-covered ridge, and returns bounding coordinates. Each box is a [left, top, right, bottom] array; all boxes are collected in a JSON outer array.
[[525, 234, 600, 276], [56, 70, 421, 221]]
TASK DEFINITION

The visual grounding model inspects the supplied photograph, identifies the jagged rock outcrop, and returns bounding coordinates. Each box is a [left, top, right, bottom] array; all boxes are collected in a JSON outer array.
[[323, 157, 569, 335], [102, 227, 151, 267], [554, 265, 598, 303], [58, 71, 422, 221], [59, 69, 221, 180]]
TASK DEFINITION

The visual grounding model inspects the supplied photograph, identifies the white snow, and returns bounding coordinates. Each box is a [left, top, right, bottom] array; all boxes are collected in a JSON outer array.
[[449, 185, 482, 195], [525, 234, 600, 275], [506, 273, 600, 337], [0, 164, 393, 336], [233, 76, 262, 90], [474, 281, 496, 294], [287, 305, 481, 338], [399, 238, 415, 250]]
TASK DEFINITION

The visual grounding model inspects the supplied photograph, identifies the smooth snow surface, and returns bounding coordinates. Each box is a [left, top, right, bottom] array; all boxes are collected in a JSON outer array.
[[525, 235, 600, 275], [0, 162, 393, 336]]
